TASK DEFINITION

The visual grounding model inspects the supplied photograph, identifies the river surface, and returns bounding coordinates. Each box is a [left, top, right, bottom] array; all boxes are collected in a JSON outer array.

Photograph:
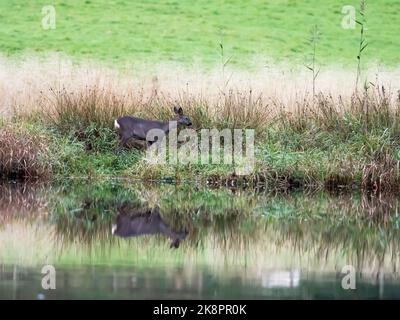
[[0, 181, 400, 299]]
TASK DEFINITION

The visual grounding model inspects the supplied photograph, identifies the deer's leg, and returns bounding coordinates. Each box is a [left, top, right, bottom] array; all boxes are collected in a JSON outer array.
[[118, 134, 130, 150], [119, 137, 126, 149]]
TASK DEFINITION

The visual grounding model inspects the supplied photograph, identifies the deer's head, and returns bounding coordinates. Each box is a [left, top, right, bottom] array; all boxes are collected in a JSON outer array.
[[173, 106, 192, 127]]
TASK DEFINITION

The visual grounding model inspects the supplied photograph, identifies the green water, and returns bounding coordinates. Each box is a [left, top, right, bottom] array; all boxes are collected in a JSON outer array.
[[0, 181, 400, 299]]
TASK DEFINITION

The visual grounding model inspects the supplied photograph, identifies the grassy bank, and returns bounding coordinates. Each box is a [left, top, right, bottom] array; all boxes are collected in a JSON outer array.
[[2, 82, 400, 191], [0, 56, 400, 191]]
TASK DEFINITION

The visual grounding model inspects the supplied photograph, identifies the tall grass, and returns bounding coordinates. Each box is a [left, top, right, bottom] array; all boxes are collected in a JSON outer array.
[[1, 57, 400, 187], [1, 56, 398, 121], [0, 126, 51, 179]]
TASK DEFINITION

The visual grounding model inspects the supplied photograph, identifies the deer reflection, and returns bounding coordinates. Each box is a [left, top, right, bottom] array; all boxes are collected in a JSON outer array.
[[112, 204, 188, 248]]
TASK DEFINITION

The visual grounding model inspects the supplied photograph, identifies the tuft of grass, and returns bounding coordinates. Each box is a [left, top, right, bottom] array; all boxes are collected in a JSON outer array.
[[0, 126, 51, 179]]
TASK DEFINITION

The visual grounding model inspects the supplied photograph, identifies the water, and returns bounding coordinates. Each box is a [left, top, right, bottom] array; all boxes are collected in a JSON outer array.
[[1, 181, 400, 300]]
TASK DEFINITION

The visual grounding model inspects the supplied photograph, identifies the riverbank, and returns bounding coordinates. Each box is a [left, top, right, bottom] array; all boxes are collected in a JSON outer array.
[[1, 59, 400, 191]]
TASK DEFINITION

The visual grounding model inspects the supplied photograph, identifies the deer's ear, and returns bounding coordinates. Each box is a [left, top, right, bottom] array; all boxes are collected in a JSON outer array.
[[174, 106, 183, 115]]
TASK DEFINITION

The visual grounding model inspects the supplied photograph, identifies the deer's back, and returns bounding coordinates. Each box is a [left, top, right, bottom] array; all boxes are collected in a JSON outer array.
[[117, 116, 168, 139], [114, 213, 165, 237]]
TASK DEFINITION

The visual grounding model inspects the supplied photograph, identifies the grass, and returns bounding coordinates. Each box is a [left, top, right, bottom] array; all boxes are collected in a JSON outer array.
[[0, 125, 51, 179], [35, 86, 400, 191], [0, 0, 399, 190], [1, 56, 400, 190], [0, 0, 399, 67], [1, 1, 400, 300]]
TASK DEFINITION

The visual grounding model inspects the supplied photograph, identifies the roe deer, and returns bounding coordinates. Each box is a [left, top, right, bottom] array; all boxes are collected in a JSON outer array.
[[114, 106, 192, 149], [112, 205, 188, 248]]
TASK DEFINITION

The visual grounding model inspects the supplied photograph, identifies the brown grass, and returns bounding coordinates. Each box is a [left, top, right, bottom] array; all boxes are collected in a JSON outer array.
[[0, 126, 51, 179], [362, 152, 399, 193], [1, 56, 399, 128]]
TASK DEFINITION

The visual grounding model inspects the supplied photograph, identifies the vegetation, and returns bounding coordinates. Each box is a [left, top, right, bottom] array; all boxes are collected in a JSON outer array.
[[2, 79, 400, 191], [0, 0, 399, 67], [0, 0, 399, 191], [2, 0, 400, 301], [0, 125, 51, 179]]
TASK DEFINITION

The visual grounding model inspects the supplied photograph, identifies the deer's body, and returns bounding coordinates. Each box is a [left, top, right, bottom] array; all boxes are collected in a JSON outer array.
[[115, 106, 192, 149], [115, 116, 171, 147], [112, 206, 188, 248]]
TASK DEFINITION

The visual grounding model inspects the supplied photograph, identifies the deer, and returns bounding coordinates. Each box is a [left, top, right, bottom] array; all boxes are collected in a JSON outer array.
[[111, 204, 188, 248], [114, 106, 192, 149]]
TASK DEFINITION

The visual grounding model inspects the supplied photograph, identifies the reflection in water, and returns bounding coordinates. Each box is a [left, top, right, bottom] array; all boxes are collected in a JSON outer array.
[[112, 204, 188, 248], [1, 181, 400, 299], [0, 182, 47, 221], [1, 264, 400, 300], [262, 271, 300, 288]]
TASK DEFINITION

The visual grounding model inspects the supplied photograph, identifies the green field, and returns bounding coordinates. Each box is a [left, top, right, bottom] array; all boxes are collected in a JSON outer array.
[[1, 0, 399, 66]]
